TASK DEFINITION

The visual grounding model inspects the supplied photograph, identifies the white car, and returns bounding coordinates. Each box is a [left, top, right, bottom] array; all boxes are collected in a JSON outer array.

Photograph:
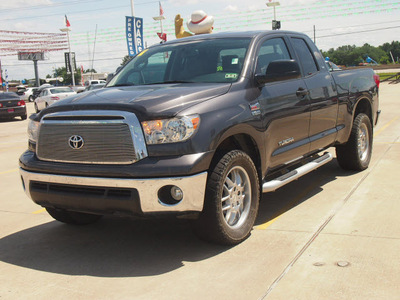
[[20, 87, 39, 102], [34, 87, 76, 112]]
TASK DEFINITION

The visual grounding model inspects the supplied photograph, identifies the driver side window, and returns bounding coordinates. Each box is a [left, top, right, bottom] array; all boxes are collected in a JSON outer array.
[[256, 38, 291, 74]]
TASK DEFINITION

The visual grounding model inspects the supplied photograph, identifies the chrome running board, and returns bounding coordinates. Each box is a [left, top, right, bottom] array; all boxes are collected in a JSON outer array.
[[262, 152, 333, 193]]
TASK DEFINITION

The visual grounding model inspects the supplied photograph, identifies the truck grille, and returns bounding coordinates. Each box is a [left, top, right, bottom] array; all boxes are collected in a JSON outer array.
[[36, 110, 148, 164]]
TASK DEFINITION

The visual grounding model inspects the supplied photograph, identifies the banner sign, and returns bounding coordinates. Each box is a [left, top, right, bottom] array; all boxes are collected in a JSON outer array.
[[126, 16, 144, 57], [64, 52, 76, 73]]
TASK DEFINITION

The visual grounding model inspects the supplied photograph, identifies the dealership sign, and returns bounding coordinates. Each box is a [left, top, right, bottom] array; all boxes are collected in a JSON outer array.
[[126, 16, 144, 57], [18, 52, 44, 61]]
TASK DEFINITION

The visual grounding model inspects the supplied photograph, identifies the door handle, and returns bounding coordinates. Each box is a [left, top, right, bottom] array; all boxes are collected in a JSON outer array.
[[296, 88, 309, 97]]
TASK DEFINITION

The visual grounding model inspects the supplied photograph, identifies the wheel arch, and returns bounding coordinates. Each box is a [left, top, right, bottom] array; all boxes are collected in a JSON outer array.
[[354, 96, 373, 123], [210, 133, 263, 186]]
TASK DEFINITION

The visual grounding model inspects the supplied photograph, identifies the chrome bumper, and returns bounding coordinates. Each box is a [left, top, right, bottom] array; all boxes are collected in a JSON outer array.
[[20, 168, 207, 213]]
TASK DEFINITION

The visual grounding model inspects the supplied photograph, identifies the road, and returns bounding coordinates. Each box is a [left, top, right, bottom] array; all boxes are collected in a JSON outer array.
[[0, 83, 399, 299]]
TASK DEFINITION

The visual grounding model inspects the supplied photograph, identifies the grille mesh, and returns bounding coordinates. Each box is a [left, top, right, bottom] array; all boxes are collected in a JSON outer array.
[[37, 122, 136, 164]]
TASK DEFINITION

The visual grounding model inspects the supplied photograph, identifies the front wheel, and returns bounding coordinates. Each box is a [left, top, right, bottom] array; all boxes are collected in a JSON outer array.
[[46, 207, 102, 225], [336, 113, 373, 171], [193, 150, 260, 245], [34, 103, 40, 113]]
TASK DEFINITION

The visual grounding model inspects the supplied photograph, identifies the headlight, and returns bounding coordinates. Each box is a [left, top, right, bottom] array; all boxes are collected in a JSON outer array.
[[27, 119, 40, 143], [142, 115, 200, 144]]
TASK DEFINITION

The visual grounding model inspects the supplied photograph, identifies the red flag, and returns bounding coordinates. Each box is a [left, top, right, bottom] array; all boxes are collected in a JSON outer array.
[[64, 15, 71, 27], [159, 2, 164, 16], [157, 32, 167, 42]]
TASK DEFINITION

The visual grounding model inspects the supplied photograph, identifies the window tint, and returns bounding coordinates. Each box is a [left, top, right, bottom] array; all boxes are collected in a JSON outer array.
[[291, 38, 318, 76], [256, 38, 291, 74]]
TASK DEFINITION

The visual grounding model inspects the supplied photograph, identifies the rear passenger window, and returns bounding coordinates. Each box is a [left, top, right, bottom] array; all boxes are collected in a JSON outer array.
[[256, 38, 291, 74], [291, 38, 318, 76]]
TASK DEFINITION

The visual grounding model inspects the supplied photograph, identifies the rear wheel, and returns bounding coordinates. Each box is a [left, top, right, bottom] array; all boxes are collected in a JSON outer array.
[[336, 113, 373, 171], [46, 207, 102, 225], [21, 114, 27, 120], [193, 150, 260, 245]]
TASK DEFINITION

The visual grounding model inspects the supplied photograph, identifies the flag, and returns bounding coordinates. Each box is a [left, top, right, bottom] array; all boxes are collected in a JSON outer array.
[[157, 32, 167, 42], [64, 15, 71, 27], [159, 2, 164, 16]]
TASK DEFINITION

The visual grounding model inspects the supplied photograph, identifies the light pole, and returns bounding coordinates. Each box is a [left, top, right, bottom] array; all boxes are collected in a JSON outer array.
[[153, 14, 166, 42], [266, 1, 281, 30], [130, 0, 135, 16], [60, 27, 75, 87]]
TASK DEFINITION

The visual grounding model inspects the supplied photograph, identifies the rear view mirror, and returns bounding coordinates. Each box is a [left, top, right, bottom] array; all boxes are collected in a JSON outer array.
[[255, 60, 301, 85]]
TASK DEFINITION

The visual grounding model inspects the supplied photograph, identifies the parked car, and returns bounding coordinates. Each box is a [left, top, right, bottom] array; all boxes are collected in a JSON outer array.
[[83, 83, 105, 92], [16, 85, 27, 96], [0, 92, 27, 120], [21, 87, 39, 102], [34, 86, 76, 112], [84, 80, 106, 86], [32, 84, 53, 101]]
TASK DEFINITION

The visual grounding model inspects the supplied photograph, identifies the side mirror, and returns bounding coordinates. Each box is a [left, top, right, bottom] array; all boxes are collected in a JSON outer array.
[[255, 60, 301, 85]]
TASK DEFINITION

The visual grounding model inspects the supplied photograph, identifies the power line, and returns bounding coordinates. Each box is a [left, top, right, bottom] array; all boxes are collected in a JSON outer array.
[[317, 25, 400, 38]]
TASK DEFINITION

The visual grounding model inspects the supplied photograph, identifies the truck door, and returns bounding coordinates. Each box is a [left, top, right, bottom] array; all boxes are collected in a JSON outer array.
[[290, 37, 339, 152], [254, 37, 311, 169]]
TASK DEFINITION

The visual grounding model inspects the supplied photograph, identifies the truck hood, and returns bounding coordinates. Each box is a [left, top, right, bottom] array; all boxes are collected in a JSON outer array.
[[47, 83, 231, 119]]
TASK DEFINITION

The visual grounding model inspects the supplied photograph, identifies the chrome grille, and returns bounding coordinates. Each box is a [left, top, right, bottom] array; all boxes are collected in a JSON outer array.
[[36, 110, 148, 164]]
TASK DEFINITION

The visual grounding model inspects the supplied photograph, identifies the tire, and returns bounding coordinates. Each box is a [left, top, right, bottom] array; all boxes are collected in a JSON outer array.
[[34, 103, 40, 113], [193, 150, 260, 245], [21, 114, 27, 120], [46, 207, 102, 225], [28, 95, 33, 102], [336, 113, 373, 171]]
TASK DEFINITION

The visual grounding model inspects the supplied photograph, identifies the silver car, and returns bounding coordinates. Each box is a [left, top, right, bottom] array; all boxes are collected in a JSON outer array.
[[34, 87, 76, 112]]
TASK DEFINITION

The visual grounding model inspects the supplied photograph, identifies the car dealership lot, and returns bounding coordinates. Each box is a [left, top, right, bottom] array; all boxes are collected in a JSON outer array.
[[0, 82, 399, 299]]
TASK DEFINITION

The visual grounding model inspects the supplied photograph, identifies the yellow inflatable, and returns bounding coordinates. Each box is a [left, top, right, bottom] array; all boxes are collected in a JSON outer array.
[[175, 10, 214, 39]]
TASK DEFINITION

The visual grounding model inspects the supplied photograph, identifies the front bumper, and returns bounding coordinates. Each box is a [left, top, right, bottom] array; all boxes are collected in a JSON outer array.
[[20, 168, 208, 215]]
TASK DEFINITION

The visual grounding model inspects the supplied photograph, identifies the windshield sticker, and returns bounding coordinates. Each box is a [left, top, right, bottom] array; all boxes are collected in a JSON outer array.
[[225, 73, 238, 79], [232, 58, 239, 64]]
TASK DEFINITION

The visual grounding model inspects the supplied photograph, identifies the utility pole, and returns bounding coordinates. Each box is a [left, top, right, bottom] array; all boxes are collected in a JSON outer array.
[[313, 25, 316, 44]]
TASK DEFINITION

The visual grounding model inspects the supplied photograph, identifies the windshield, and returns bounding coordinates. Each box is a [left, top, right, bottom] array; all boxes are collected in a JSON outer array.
[[108, 38, 251, 86]]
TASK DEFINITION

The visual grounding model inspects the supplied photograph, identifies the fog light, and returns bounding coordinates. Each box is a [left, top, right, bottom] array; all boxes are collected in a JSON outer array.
[[158, 185, 184, 206], [171, 186, 183, 201]]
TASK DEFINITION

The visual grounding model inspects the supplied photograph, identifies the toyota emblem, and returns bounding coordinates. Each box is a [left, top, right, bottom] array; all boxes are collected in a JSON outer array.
[[68, 135, 84, 149]]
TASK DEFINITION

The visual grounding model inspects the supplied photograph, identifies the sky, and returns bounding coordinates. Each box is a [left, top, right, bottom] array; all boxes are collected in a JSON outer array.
[[1, 0, 399, 82]]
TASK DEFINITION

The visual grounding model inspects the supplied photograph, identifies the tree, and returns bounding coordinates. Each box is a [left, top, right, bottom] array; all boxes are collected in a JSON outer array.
[[380, 41, 400, 63], [322, 42, 394, 66], [52, 66, 82, 85]]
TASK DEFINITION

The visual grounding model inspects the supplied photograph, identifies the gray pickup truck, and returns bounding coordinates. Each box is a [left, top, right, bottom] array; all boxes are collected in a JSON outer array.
[[20, 31, 380, 245]]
